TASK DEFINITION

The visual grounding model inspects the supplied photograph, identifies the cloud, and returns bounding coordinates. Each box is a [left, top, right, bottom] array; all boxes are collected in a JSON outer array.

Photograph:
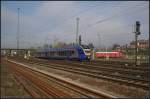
[[1, 1, 149, 48]]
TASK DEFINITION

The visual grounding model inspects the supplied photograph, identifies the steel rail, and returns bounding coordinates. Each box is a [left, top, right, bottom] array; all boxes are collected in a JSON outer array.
[[19, 59, 149, 90], [6, 58, 149, 90], [31, 57, 149, 72], [7, 61, 72, 98], [6, 59, 118, 98], [13, 74, 43, 98], [26, 59, 149, 82], [31, 62, 149, 90], [16, 57, 149, 78]]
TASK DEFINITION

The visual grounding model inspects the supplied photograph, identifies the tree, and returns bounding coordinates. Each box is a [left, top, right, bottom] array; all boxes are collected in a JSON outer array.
[[112, 44, 120, 50], [43, 44, 49, 49], [88, 43, 94, 49]]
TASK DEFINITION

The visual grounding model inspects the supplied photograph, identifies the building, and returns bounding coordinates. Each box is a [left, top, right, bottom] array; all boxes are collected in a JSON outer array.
[[129, 39, 149, 49]]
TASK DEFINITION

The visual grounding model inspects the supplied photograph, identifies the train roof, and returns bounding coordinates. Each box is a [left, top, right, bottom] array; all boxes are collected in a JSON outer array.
[[37, 44, 82, 52]]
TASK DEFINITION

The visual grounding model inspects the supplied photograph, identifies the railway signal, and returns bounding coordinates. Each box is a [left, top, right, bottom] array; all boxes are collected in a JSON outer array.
[[133, 21, 141, 66]]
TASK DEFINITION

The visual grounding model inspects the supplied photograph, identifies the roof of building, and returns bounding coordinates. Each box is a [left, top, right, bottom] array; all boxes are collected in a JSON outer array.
[[130, 39, 149, 45]]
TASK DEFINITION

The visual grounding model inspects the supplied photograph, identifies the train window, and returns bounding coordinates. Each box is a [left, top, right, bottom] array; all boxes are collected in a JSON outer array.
[[53, 52, 54, 56], [57, 51, 59, 55], [58, 51, 62, 56], [73, 51, 74, 55], [45, 52, 48, 56], [60, 51, 62, 55], [50, 51, 54, 56], [64, 51, 67, 56], [69, 51, 71, 55], [62, 51, 64, 56], [61, 51, 65, 56], [60, 51, 63, 56], [49, 52, 51, 56], [67, 50, 74, 56], [59, 51, 61, 56]]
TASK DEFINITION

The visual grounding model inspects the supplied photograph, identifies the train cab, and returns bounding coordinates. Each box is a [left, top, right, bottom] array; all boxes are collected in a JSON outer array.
[[81, 45, 92, 60]]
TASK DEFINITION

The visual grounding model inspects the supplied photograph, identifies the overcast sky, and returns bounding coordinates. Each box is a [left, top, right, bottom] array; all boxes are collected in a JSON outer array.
[[1, 1, 149, 48]]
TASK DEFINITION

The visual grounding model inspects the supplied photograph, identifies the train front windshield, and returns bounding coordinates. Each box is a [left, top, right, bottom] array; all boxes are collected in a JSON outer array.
[[84, 49, 91, 59]]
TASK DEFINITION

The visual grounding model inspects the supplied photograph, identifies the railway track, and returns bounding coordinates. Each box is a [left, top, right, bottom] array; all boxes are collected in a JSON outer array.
[[70, 61, 149, 71], [92, 59, 149, 66], [39, 59, 149, 78], [9, 57, 149, 77], [5, 59, 117, 98], [28, 61, 149, 90], [13, 73, 49, 98], [24, 58, 149, 80], [64, 61, 149, 79], [40, 58, 149, 71], [87, 61, 149, 71], [8, 57, 149, 90], [7, 61, 72, 98], [9, 56, 149, 71]]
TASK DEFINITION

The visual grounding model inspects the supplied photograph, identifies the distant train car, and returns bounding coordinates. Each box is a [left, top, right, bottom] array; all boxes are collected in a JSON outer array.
[[96, 51, 123, 58], [35, 45, 91, 61]]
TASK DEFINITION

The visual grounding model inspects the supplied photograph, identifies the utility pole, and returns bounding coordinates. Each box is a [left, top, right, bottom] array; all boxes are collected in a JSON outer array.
[[76, 18, 79, 44], [133, 21, 141, 66], [17, 8, 20, 51]]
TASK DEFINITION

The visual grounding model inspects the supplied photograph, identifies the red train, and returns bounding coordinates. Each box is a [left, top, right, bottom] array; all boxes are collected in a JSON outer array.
[[95, 51, 123, 58]]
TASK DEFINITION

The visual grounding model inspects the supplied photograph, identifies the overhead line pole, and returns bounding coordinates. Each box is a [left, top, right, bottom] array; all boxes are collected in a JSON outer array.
[[76, 18, 79, 44], [80, 2, 147, 33], [4, 7, 6, 49], [17, 8, 20, 51]]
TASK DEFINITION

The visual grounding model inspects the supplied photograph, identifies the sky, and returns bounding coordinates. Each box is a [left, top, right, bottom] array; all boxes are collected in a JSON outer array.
[[1, 1, 149, 49]]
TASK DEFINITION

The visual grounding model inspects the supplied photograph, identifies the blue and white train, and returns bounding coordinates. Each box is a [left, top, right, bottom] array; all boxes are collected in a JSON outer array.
[[35, 45, 91, 61]]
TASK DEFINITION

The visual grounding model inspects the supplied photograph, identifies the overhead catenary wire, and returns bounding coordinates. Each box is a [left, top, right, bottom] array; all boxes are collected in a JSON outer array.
[[1, 1, 44, 6], [80, 2, 148, 33], [1, 1, 148, 48], [59, 5, 147, 42], [90, 2, 146, 27], [48, 2, 108, 33], [52, 1, 147, 35], [64, 4, 147, 37], [53, 2, 124, 35], [80, 5, 148, 47]]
